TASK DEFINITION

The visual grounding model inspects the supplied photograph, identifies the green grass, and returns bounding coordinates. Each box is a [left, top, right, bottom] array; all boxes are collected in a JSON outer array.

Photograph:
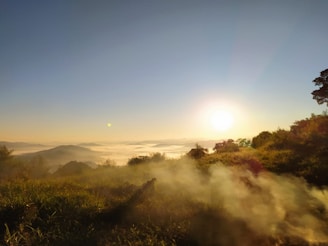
[[0, 179, 102, 245], [1, 159, 328, 245], [0, 164, 198, 245]]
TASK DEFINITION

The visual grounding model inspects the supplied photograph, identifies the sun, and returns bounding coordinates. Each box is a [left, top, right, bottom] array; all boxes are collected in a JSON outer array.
[[210, 110, 234, 132]]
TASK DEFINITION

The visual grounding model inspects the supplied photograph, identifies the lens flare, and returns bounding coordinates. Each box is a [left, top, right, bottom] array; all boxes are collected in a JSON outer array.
[[210, 110, 234, 131]]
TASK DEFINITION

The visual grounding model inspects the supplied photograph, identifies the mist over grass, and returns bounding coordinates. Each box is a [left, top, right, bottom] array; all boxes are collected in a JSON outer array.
[[1, 113, 328, 245], [7, 139, 217, 166], [140, 159, 328, 245], [1, 155, 327, 245]]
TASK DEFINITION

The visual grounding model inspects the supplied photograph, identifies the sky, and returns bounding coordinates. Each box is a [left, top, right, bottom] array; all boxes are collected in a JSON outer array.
[[1, 0, 327, 143]]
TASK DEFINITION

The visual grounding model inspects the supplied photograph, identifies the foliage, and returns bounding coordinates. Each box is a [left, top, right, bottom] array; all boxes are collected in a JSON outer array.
[[236, 138, 251, 147], [312, 68, 328, 106], [251, 131, 272, 148], [187, 144, 208, 160], [127, 153, 166, 166], [0, 146, 13, 163], [199, 148, 263, 175], [1, 112, 328, 244], [213, 139, 239, 153], [1, 158, 327, 245], [0, 168, 197, 246], [53, 161, 92, 177], [253, 113, 328, 186], [0, 179, 103, 245], [102, 158, 116, 167], [0, 150, 50, 180], [0, 158, 28, 181]]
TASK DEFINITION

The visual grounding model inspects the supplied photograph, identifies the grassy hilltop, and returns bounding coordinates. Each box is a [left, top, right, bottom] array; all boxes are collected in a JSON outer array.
[[0, 113, 328, 245]]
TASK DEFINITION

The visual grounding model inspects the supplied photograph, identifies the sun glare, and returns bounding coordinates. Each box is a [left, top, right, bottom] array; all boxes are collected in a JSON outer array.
[[196, 100, 243, 137], [210, 110, 234, 132]]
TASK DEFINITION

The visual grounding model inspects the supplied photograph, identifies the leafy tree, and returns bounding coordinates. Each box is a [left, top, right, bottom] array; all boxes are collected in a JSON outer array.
[[102, 159, 117, 167], [236, 138, 251, 147], [0, 145, 13, 162], [127, 152, 166, 165], [255, 114, 328, 186], [127, 156, 150, 165], [149, 152, 166, 162], [187, 144, 208, 159], [269, 129, 292, 150], [312, 68, 328, 106], [213, 139, 239, 153], [251, 131, 272, 148]]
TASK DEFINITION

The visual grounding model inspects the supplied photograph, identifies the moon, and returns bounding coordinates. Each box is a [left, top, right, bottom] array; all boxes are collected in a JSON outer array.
[[210, 110, 234, 132]]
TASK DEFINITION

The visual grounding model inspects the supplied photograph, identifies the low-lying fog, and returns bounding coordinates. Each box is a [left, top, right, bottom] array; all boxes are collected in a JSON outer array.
[[90, 142, 191, 165], [9, 140, 218, 165]]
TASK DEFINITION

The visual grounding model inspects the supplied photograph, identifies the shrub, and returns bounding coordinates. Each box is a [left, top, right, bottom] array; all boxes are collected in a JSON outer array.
[[127, 153, 166, 166], [213, 139, 239, 153], [187, 144, 208, 159]]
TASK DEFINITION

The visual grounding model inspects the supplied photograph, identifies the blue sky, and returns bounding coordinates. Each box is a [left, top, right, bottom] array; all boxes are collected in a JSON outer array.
[[1, 1, 327, 142]]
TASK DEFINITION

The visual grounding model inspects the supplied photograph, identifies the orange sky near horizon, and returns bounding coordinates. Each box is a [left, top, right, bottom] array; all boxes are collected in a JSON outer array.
[[1, 1, 327, 143]]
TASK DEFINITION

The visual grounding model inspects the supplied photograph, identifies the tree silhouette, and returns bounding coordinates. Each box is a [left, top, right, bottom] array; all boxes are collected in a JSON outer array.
[[312, 68, 328, 106], [0, 145, 13, 162], [187, 144, 208, 159], [213, 139, 239, 153], [251, 131, 272, 148]]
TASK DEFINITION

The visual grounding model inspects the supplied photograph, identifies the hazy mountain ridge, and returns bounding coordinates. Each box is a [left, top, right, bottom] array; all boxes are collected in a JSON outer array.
[[121, 139, 221, 149], [78, 142, 104, 147], [17, 145, 102, 168], [1, 139, 223, 166], [0, 141, 47, 149]]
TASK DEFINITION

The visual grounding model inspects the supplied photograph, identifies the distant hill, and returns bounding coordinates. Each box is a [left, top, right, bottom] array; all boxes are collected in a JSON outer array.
[[0, 141, 52, 156], [0, 141, 46, 149], [18, 145, 101, 167], [78, 142, 103, 147], [53, 161, 93, 176]]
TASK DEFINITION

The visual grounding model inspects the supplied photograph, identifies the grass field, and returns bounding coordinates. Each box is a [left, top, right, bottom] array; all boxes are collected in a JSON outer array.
[[1, 156, 328, 246]]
